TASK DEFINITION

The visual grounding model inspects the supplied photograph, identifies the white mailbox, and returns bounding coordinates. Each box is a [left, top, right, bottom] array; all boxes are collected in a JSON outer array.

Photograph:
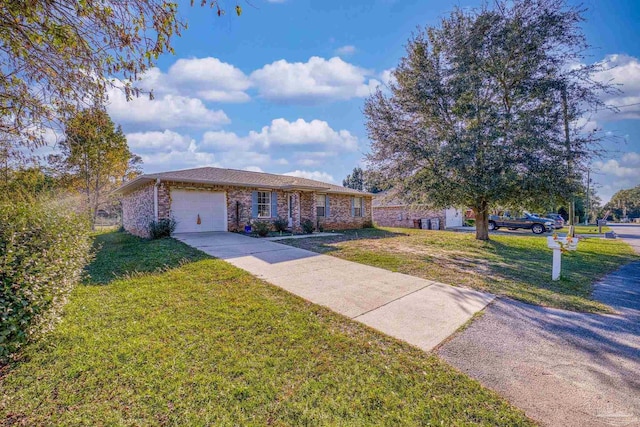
[[547, 236, 579, 281]]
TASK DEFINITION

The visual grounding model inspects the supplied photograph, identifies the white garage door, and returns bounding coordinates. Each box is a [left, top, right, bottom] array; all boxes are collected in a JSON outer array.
[[170, 190, 227, 233], [445, 208, 463, 228]]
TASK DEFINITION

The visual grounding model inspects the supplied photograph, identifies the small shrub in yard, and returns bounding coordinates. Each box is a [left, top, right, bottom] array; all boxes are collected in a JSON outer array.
[[0, 198, 92, 362], [149, 218, 176, 239], [301, 219, 314, 234], [317, 221, 324, 232], [362, 219, 373, 229], [253, 220, 271, 237], [273, 216, 288, 232]]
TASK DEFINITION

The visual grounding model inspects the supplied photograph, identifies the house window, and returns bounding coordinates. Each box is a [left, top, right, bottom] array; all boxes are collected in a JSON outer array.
[[316, 194, 326, 217], [257, 191, 271, 218], [353, 197, 363, 217]]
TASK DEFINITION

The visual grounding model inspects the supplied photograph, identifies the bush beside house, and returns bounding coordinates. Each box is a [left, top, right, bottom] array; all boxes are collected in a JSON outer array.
[[0, 198, 92, 362]]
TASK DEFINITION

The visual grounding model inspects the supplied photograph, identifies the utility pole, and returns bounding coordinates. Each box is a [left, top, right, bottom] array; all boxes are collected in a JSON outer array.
[[585, 168, 590, 225], [562, 86, 575, 237]]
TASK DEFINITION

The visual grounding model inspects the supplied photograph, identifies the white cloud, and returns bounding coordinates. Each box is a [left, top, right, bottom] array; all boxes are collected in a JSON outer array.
[[106, 88, 230, 131], [292, 151, 337, 167], [198, 118, 358, 153], [126, 130, 194, 153], [127, 118, 356, 173], [334, 45, 356, 56], [593, 54, 640, 121], [593, 159, 638, 178], [215, 151, 289, 170], [621, 151, 640, 165], [592, 151, 640, 203], [284, 170, 336, 183], [248, 118, 359, 150], [167, 58, 252, 103], [139, 141, 217, 173], [136, 58, 251, 103], [250, 56, 381, 103], [200, 130, 252, 151]]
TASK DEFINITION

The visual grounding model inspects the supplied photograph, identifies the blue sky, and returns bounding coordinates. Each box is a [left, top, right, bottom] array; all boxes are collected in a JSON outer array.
[[103, 0, 640, 203]]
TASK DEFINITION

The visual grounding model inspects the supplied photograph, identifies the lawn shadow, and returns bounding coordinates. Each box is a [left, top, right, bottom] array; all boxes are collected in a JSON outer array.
[[277, 227, 409, 254], [85, 231, 209, 285]]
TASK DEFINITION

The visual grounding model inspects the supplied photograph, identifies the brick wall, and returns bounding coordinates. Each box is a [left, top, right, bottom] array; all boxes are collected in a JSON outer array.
[[121, 180, 373, 235], [317, 194, 373, 231], [373, 205, 445, 230], [121, 182, 155, 237]]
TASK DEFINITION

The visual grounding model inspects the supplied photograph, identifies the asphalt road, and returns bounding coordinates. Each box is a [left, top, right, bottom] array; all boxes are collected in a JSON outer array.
[[438, 224, 640, 427]]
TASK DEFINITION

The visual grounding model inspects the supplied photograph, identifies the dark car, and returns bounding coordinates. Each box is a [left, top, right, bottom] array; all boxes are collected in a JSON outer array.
[[544, 213, 565, 229], [488, 211, 555, 234]]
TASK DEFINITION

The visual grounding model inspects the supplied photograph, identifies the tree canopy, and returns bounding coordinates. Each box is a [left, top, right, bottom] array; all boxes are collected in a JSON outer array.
[[364, 0, 612, 240], [0, 0, 235, 148], [49, 108, 141, 227]]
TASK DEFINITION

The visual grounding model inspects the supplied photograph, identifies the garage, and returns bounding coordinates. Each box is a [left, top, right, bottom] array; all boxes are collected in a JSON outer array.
[[170, 189, 227, 233]]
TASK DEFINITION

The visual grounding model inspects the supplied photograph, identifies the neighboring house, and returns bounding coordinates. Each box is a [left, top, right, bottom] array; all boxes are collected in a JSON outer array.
[[114, 166, 373, 237], [372, 193, 463, 229]]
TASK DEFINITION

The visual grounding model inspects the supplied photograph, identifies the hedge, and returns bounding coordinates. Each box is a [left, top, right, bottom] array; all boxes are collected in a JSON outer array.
[[0, 198, 92, 362]]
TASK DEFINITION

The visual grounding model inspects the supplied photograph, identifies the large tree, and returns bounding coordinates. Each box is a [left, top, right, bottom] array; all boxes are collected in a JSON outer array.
[[365, 0, 612, 240], [50, 108, 141, 228], [0, 0, 237, 148]]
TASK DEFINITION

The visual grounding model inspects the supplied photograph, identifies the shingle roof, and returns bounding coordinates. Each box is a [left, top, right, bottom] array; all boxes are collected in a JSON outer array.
[[115, 166, 371, 196]]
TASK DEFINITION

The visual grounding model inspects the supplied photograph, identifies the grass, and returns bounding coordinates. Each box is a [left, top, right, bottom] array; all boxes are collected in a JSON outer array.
[[279, 228, 638, 313], [0, 232, 534, 426], [571, 224, 612, 234]]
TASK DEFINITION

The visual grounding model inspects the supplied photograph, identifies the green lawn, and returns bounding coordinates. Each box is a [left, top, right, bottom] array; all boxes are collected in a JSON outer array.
[[279, 228, 637, 313], [0, 232, 533, 426], [571, 224, 612, 234]]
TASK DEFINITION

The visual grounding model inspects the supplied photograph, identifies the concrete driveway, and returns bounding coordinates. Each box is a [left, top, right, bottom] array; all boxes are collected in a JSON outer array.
[[174, 232, 494, 351], [438, 224, 640, 427]]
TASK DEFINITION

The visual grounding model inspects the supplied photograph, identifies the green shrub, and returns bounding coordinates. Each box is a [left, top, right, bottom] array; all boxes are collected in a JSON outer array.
[[317, 221, 324, 232], [301, 219, 314, 234], [0, 198, 92, 362], [362, 220, 374, 229], [149, 218, 176, 239], [252, 221, 271, 237], [273, 216, 289, 232]]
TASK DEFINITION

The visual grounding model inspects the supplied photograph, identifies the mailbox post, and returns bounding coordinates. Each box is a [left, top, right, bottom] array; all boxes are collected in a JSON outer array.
[[547, 236, 579, 281]]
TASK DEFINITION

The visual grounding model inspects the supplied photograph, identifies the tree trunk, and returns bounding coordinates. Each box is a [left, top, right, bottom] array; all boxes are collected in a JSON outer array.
[[474, 201, 490, 241]]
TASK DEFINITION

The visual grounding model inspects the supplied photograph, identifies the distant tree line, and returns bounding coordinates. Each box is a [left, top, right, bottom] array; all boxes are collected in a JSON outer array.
[[342, 166, 390, 194], [605, 185, 640, 220]]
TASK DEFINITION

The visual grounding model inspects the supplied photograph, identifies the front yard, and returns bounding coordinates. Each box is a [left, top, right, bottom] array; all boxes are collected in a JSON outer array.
[[0, 232, 533, 426], [279, 228, 638, 313]]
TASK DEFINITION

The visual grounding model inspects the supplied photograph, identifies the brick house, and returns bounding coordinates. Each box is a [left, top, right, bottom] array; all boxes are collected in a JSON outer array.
[[372, 192, 463, 230], [114, 167, 373, 237]]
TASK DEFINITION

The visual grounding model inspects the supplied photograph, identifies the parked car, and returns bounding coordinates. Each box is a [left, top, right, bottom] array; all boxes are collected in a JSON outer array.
[[488, 211, 555, 234], [544, 213, 565, 229]]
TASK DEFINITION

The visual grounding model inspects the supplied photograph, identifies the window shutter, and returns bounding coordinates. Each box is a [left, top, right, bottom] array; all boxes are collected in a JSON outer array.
[[251, 191, 258, 218], [351, 197, 355, 217], [325, 195, 330, 217], [361, 198, 365, 217], [271, 192, 277, 218]]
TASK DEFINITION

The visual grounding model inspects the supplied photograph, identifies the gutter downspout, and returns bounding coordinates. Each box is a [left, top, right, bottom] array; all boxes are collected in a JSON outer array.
[[153, 179, 160, 222]]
